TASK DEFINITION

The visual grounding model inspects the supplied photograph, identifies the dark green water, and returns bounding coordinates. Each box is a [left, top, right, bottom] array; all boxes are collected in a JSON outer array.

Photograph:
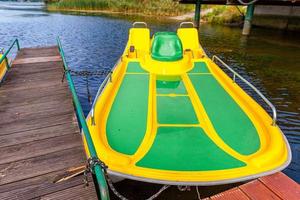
[[0, 2, 299, 199]]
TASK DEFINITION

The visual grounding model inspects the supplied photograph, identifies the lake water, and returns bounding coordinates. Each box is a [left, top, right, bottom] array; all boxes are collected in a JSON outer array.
[[0, 1, 299, 198]]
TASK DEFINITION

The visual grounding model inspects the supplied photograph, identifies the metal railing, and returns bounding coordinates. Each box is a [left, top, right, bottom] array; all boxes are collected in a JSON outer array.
[[179, 21, 195, 28], [132, 21, 147, 28], [90, 59, 119, 126], [57, 37, 110, 200], [0, 39, 20, 71], [212, 55, 277, 126]]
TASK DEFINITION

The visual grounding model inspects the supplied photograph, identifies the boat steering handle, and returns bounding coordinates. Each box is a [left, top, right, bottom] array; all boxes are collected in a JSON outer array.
[[179, 22, 195, 28], [132, 22, 147, 28]]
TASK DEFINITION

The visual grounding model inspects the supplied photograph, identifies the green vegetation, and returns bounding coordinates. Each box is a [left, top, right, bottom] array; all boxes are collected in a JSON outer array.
[[47, 0, 191, 16], [47, 1, 245, 24], [202, 6, 246, 24]]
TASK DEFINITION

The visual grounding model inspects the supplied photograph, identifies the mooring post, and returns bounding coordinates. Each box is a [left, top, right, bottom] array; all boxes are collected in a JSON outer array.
[[194, 0, 202, 28], [242, 4, 255, 35]]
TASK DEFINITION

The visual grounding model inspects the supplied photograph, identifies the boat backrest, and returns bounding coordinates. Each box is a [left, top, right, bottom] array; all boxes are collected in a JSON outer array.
[[177, 28, 206, 58], [128, 28, 150, 54], [177, 28, 200, 51]]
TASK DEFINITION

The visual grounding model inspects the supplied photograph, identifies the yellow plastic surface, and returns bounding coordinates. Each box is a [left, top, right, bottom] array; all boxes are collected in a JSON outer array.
[[0, 54, 8, 82], [85, 27, 290, 184]]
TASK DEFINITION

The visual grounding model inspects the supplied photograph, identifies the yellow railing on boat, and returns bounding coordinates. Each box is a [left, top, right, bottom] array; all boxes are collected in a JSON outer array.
[[0, 39, 20, 83]]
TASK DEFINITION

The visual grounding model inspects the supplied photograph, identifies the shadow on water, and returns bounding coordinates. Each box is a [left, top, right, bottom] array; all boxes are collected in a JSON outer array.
[[0, 1, 299, 198]]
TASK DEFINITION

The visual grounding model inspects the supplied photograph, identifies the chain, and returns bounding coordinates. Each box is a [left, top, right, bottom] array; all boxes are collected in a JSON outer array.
[[177, 186, 201, 200], [69, 69, 111, 77], [62, 69, 111, 82], [105, 172, 170, 200], [83, 157, 107, 187], [177, 185, 191, 191], [61, 69, 112, 104], [83, 160, 196, 200]]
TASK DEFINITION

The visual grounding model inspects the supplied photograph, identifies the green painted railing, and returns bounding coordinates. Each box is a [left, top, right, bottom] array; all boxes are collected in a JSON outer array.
[[57, 37, 110, 200], [0, 39, 20, 72]]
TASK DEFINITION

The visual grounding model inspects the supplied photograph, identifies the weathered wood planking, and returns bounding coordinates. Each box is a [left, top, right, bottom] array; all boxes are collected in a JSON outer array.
[[12, 56, 62, 65], [208, 172, 300, 200], [210, 188, 249, 200], [259, 172, 300, 200], [0, 46, 97, 200]]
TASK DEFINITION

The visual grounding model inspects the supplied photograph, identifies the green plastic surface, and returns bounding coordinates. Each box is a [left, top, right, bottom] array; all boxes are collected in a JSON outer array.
[[189, 62, 210, 73], [106, 62, 149, 155], [157, 96, 198, 124], [189, 74, 260, 155], [137, 127, 245, 170], [126, 61, 147, 73], [151, 32, 183, 62], [156, 80, 187, 94]]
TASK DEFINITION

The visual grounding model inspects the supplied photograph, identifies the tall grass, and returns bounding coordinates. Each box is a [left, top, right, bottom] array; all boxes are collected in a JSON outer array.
[[202, 6, 246, 24], [47, 0, 191, 16]]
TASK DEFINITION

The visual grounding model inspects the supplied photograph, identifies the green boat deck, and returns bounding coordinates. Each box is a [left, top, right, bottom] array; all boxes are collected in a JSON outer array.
[[106, 61, 260, 170]]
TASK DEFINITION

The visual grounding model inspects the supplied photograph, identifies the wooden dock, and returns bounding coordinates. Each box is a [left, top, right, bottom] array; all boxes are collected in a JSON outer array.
[[206, 172, 300, 200], [0, 46, 97, 200]]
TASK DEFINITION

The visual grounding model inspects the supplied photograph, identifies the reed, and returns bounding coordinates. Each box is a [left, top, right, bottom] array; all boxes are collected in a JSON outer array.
[[202, 6, 246, 24], [47, 0, 191, 16]]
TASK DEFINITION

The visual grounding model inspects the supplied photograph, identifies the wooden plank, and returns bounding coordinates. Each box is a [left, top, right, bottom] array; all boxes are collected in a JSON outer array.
[[0, 91, 71, 110], [0, 170, 94, 200], [210, 188, 249, 200], [5, 65, 62, 77], [10, 58, 64, 71], [1, 75, 66, 90], [12, 56, 62, 65], [0, 99, 74, 125], [0, 146, 85, 185], [0, 83, 69, 99], [0, 122, 78, 148], [40, 183, 97, 200], [0, 112, 76, 136], [16, 47, 60, 59], [12, 61, 62, 72], [259, 172, 300, 200], [239, 180, 281, 200], [0, 134, 82, 165]]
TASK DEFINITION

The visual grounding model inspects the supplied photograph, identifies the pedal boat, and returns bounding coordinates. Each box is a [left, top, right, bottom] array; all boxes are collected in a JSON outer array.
[[85, 22, 291, 185], [0, 53, 8, 82]]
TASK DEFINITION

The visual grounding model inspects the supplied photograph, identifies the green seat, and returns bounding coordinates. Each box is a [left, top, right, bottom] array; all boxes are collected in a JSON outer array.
[[151, 32, 183, 62]]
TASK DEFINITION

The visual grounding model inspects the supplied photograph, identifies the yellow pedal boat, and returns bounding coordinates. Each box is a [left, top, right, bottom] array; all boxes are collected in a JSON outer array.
[[0, 53, 8, 82], [85, 22, 291, 185]]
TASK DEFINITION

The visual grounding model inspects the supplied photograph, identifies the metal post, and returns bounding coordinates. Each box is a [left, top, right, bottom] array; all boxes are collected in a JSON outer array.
[[57, 37, 110, 200], [16, 39, 20, 51], [242, 4, 255, 35], [194, 0, 201, 29]]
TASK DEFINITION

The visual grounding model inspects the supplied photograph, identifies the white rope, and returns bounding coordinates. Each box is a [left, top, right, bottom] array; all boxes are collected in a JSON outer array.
[[106, 175, 170, 200], [146, 185, 170, 200], [236, 0, 260, 6], [196, 186, 201, 200]]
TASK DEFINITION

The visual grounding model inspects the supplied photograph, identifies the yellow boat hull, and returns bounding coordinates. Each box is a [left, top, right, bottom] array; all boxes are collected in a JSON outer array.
[[84, 24, 291, 185], [0, 54, 8, 82]]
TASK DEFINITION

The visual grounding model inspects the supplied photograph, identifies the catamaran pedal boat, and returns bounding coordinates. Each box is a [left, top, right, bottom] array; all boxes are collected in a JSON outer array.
[[84, 22, 291, 186]]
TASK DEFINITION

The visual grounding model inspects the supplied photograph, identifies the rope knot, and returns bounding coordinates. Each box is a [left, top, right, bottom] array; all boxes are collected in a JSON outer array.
[[83, 157, 107, 187]]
